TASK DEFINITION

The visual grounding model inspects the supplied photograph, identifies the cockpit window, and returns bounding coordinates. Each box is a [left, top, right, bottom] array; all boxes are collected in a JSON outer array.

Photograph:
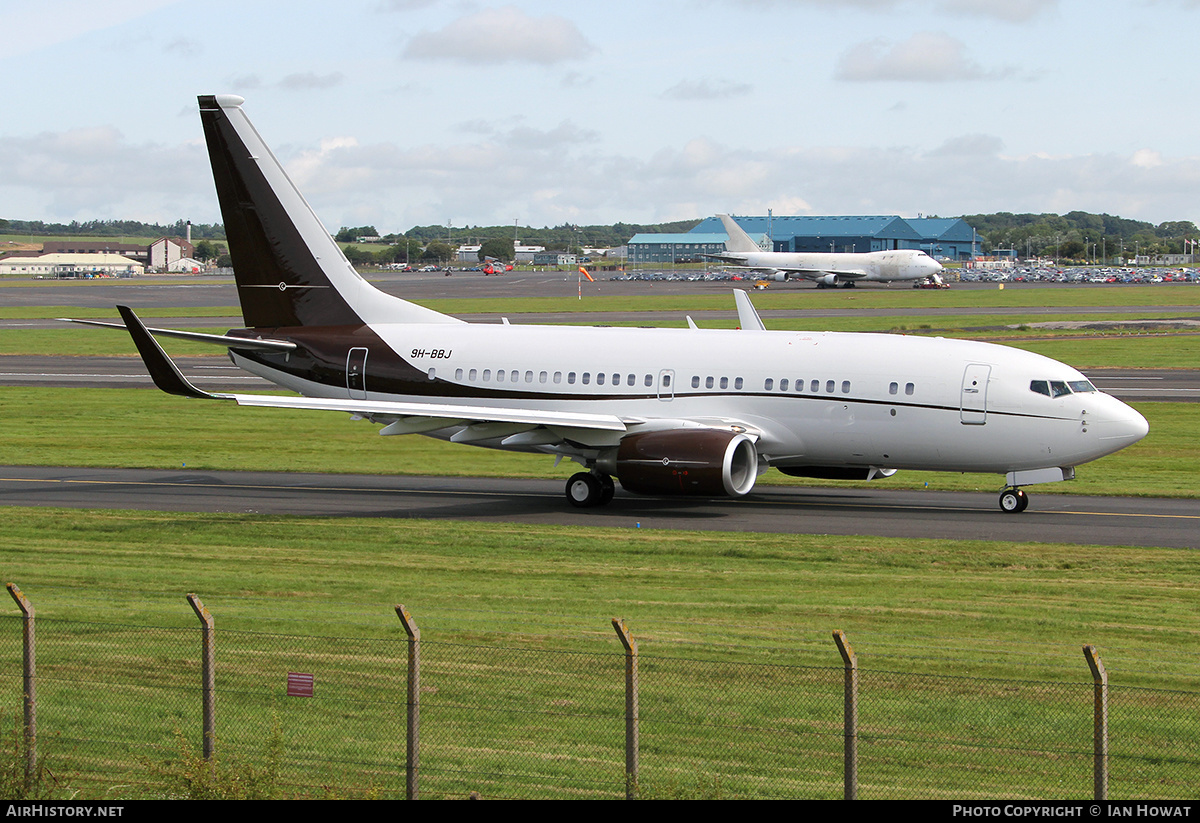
[[1030, 379, 1081, 398]]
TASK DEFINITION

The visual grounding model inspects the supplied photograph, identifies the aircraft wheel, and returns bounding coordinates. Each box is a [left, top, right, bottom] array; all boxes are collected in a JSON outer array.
[[598, 473, 615, 505], [999, 487, 1029, 513], [567, 472, 605, 508]]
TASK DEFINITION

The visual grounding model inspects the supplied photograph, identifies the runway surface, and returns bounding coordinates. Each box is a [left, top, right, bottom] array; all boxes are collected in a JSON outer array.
[[2, 465, 1196, 549]]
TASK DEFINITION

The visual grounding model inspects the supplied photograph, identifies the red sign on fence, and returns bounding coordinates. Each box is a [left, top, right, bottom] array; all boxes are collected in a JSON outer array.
[[287, 672, 314, 697]]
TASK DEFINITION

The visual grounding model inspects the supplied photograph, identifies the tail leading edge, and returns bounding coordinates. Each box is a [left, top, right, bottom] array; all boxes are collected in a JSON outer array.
[[198, 95, 460, 329], [717, 214, 766, 255]]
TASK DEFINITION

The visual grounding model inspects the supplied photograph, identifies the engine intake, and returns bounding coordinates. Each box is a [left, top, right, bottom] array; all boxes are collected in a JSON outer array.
[[611, 429, 758, 497]]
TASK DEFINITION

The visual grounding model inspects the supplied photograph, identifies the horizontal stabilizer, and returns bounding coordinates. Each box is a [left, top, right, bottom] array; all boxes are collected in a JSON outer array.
[[60, 316, 296, 352]]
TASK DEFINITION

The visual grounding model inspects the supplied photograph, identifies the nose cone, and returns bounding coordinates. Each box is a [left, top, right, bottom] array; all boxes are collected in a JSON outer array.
[[1092, 396, 1149, 456]]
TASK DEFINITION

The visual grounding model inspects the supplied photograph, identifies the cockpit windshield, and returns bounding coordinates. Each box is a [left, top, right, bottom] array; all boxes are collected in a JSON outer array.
[[1030, 379, 1096, 397]]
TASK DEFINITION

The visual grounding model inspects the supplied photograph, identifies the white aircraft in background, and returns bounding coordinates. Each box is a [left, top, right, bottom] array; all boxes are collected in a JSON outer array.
[[68, 95, 1149, 513], [709, 214, 945, 288]]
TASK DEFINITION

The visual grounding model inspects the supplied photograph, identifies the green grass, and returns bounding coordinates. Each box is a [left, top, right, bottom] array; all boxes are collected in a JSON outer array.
[[2, 510, 1198, 798]]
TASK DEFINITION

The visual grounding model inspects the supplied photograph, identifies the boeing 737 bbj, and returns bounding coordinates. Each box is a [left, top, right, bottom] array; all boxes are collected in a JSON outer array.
[[709, 213, 945, 288], [68, 95, 1149, 513]]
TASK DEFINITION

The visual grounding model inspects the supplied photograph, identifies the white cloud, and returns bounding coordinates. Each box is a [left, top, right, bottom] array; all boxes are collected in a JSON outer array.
[[402, 6, 595, 65], [937, 0, 1058, 22], [0, 128, 210, 221], [661, 78, 752, 101], [836, 31, 1013, 82], [278, 72, 346, 91], [929, 134, 1005, 157], [1132, 148, 1163, 169]]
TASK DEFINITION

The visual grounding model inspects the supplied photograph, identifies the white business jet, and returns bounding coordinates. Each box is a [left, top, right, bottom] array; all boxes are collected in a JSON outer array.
[[71, 96, 1148, 513]]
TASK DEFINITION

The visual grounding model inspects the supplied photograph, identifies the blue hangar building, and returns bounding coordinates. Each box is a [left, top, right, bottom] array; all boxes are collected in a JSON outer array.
[[686, 214, 980, 261]]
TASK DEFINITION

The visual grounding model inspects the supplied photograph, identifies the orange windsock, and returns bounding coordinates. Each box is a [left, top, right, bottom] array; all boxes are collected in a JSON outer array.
[[579, 266, 594, 282]]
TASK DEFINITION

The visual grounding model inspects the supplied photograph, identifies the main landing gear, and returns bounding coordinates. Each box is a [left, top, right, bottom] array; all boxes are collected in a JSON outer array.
[[998, 487, 1029, 513], [567, 471, 615, 508]]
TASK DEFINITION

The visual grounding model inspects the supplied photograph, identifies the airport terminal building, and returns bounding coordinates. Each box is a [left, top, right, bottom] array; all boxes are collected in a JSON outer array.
[[685, 215, 980, 261]]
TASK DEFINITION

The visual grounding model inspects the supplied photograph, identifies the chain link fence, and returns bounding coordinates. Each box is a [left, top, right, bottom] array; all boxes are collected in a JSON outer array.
[[3, 589, 1198, 799]]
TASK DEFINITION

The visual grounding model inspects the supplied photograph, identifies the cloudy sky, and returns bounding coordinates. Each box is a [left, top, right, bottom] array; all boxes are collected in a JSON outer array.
[[3, 0, 1199, 234]]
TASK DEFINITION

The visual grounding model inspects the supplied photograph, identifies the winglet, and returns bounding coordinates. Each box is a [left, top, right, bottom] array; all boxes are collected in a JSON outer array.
[[117, 305, 223, 400], [733, 290, 766, 331]]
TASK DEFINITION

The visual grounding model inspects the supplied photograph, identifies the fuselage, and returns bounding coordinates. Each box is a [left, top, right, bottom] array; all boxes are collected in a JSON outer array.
[[232, 322, 1148, 477], [712, 248, 943, 283]]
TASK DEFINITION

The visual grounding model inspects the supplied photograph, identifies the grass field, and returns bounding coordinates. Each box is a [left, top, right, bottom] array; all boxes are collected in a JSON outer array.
[[2, 510, 1198, 798]]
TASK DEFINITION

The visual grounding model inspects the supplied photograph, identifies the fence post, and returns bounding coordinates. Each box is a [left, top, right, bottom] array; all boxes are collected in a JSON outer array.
[[395, 605, 421, 801], [612, 618, 638, 799], [833, 630, 858, 801], [186, 593, 215, 764], [1083, 645, 1108, 800], [6, 583, 36, 787]]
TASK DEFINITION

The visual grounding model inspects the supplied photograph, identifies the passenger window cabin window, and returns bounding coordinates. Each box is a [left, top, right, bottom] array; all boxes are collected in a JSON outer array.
[[706, 376, 714, 389], [905, 383, 915, 396], [496, 370, 505, 382], [889, 382, 898, 395], [456, 368, 464, 381], [811, 380, 819, 393], [526, 371, 534, 383], [842, 381, 851, 394], [628, 374, 636, 386], [427, 368, 436, 380], [554, 371, 562, 384], [720, 377, 729, 390], [692, 376, 701, 389], [568, 372, 576, 384], [735, 377, 743, 390], [825, 380, 835, 393], [597, 373, 605, 385], [469, 368, 478, 381], [539, 371, 547, 383], [644, 375, 653, 387], [482, 369, 491, 382], [764, 378, 774, 391], [779, 379, 789, 392]]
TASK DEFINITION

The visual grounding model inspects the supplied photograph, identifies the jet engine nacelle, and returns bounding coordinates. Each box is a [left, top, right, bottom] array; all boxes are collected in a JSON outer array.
[[607, 429, 759, 497], [768, 271, 790, 282], [817, 273, 840, 287]]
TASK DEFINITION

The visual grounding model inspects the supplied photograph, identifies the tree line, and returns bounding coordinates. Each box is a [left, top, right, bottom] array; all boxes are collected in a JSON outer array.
[[0, 218, 226, 240], [963, 211, 1199, 259]]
